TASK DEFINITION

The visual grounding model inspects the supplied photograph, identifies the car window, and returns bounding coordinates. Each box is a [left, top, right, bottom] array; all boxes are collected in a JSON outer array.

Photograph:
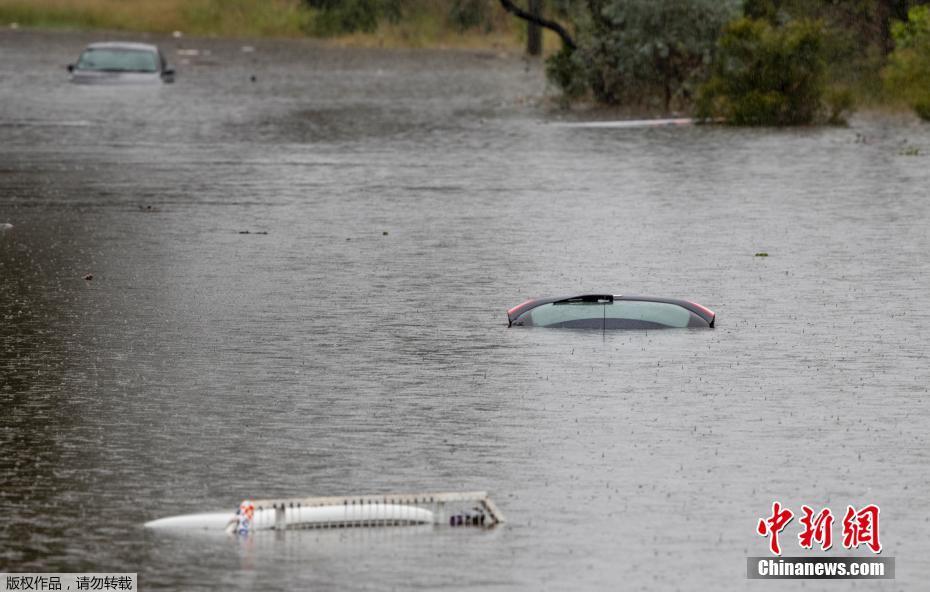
[[516, 302, 604, 328], [603, 300, 692, 328], [77, 49, 159, 73], [516, 300, 695, 329]]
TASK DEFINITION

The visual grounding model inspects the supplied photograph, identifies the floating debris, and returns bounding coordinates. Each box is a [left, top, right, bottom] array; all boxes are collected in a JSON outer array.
[[553, 117, 694, 129], [83, 273, 94, 281], [899, 146, 920, 156], [382, 231, 389, 236], [138, 205, 158, 212], [0, 120, 93, 128], [0, 222, 12, 232], [241, 46, 255, 53], [755, 252, 769, 257], [238, 230, 268, 235]]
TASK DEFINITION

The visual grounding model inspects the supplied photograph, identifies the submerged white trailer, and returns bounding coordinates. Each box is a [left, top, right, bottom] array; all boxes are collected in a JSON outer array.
[[144, 491, 505, 532]]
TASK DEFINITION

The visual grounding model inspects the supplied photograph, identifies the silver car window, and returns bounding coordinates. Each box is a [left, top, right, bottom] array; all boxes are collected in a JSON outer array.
[[77, 49, 159, 73]]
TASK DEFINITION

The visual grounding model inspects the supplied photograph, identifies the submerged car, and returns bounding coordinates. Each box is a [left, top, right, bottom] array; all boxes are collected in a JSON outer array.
[[507, 294, 715, 330], [68, 42, 175, 84]]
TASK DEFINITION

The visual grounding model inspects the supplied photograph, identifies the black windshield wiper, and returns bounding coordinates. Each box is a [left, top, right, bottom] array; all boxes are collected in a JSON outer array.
[[553, 294, 614, 305], [89, 68, 154, 73]]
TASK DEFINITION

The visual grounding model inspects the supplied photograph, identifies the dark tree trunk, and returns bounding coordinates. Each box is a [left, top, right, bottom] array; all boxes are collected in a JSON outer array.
[[498, 0, 576, 51], [526, 0, 543, 56]]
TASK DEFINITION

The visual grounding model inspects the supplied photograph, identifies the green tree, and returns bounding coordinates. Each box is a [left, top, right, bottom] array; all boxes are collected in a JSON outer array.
[[884, 5, 930, 118], [543, 0, 739, 110], [738, 0, 922, 97], [696, 17, 832, 125]]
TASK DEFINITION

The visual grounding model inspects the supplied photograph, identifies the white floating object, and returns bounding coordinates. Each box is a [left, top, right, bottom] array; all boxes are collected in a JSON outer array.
[[0, 120, 92, 128], [172, 30, 183, 38], [176, 49, 200, 57], [144, 491, 504, 532], [145, 505, 433, 531], [553, 117, 694, 129], [241, 46, 255, 53], [1, 223, 12, 233], [145, 511, 235, 530]]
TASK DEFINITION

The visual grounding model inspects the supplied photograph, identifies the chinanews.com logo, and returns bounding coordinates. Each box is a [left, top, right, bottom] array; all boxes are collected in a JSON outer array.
[[746, 501, 894, 579]]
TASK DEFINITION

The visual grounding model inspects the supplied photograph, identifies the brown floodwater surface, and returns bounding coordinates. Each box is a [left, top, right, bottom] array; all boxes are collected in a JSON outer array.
[[1, 28, 929, 591]]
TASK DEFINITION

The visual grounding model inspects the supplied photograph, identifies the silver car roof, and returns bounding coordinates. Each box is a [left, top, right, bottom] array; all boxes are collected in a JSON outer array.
[[85, 42, 160, 52]]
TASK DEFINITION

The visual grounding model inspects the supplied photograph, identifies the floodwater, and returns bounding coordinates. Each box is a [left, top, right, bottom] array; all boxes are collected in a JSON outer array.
[[2, 28, 929, 591]]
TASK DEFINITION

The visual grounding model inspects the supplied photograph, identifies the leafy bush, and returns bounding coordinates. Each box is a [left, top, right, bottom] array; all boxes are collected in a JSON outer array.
[[545, 0, 739, 110], [306, 0, 383, 35], [545, 46, 588, 100], [304, 0, 500, 37], [824, 85, 855, 124], [448, 0, 492, 32], [883, 5, 930, 120], [696, 17, 831, 125], [915, 96, 930, 120]]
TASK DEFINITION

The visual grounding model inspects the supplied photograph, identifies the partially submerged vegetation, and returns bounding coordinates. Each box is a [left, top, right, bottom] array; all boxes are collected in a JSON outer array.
[[545, 0, 740, 111], [539, 0, 930, 124], [883, 5, 930, 120], [696, 17, 853, 126]]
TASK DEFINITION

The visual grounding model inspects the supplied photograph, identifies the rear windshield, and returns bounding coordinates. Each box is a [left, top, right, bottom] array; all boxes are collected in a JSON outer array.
[[518, 302, 602, 328], [604, 300, 692, 328], [516, 300, 693, 329], [77, 48, 159, 73]]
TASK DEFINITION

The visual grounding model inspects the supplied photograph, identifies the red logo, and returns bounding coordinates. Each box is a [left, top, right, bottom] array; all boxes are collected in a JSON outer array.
[[758, 503, 882, 554], [842, 505, 881, 553], [798, 506, 834, 551], [757, 501, 794, 555]]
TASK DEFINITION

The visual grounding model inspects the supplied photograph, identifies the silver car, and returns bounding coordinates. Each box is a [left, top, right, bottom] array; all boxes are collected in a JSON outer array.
[[68, 42, 175, 84]]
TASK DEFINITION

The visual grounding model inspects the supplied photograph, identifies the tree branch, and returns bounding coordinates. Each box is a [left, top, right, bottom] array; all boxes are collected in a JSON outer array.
[[499, 0, 577, 51]]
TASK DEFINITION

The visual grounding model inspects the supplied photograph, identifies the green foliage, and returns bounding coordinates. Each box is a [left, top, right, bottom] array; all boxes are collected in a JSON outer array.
[[182, 0, 312, 36], [824, 85, 855, 124], [304, 0, 498, 35], [883, 5, 930, 118], [448, 0, 491, 32], [545, 45, 588, 99], [546, 0, 739, 110], [0, 0, 312, 37], [732, 1, 923, 104], [915, 96, 930, 120], [307, 0, 383, 35], [742, 0, 780, 23], [696, 17, 831, 125]]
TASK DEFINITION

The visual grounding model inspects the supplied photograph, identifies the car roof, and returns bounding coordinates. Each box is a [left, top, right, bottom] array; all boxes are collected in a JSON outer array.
[[85, 42, 160, 52], [507, 294, 716, 326]]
